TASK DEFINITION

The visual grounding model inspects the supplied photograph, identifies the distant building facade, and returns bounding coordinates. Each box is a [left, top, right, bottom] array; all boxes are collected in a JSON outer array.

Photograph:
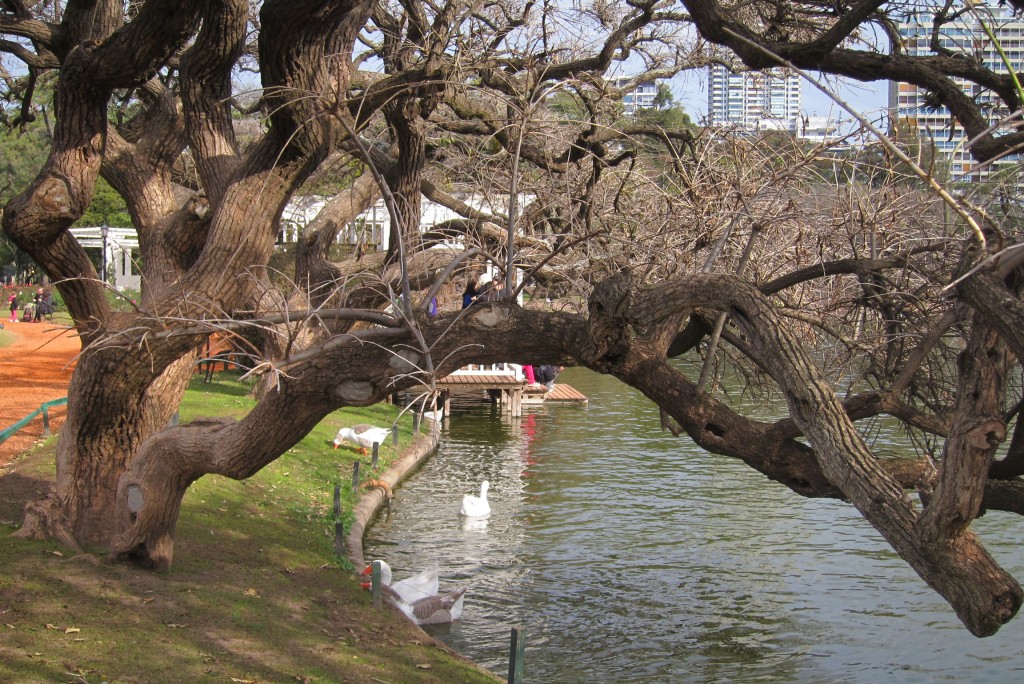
[[707, 65, 802, 132], [611, 79, 658, 116], [889, 3, 1024, 181], [69, 226, 141, 292], [279, 194, 533, 253], [799, 115, 842, 144]]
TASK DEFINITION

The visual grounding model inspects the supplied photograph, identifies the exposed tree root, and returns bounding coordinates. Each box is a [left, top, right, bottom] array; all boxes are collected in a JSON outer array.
[[14, 494, 83, 553]]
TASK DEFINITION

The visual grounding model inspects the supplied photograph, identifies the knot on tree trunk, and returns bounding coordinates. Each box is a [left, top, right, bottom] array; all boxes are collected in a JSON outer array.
[[965, 419, 1007, 450], [35, 176, 79, 219], [586, 270, 634, 371]]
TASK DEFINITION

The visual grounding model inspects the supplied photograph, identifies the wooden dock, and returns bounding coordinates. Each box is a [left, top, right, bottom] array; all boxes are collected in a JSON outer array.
[[436, 369, 587, 416], [524, 383, 588, 404]]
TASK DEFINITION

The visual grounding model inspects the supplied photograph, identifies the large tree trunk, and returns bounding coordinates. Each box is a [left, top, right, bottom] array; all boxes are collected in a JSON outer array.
[[15, 346, 197, 548]]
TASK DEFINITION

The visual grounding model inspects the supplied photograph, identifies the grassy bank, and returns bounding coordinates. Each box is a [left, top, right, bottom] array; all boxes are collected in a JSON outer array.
[[0, 374, 498, 683]]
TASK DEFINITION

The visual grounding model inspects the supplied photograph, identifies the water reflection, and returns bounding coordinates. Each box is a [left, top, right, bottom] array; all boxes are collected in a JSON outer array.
[[364, 368, 1024, 682]]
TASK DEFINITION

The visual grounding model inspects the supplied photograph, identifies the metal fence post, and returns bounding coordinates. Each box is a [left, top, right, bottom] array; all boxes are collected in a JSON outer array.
[[371, 560, 383, 610], [334, 521, 345, 556], [508, 626, 525, 683]]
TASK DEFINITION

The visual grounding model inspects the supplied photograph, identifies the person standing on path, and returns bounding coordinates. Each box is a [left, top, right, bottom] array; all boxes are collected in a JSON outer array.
[[8, 294, 18, 323], [33, 288, 44, 322]]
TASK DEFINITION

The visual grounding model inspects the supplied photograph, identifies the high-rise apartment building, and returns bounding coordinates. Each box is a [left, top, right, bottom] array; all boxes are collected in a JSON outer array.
[[707, 64, 802, 132], [889, 3, 1024, 180]]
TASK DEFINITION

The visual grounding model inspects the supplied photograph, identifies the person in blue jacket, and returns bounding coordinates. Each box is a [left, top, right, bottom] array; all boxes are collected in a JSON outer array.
[[461, 278, 480, 308]]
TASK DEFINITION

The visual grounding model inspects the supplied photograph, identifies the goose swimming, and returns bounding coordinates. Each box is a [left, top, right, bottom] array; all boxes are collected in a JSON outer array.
[[361, 560, 439, 603], [460, 480, 491, 517], [386, 585, 466, 625]]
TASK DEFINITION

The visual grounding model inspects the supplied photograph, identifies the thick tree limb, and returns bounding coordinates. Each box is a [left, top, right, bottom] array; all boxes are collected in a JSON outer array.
[[629, 273, 1021, 636]]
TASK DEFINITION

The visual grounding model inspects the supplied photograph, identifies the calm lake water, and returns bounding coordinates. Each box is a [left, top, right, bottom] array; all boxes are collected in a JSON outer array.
[[363, 367, 1024, 683]]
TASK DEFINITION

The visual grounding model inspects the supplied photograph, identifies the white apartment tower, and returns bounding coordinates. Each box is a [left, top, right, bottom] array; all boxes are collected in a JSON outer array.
[[890, 3, 1024, 180], [707, 64, 802, 132]]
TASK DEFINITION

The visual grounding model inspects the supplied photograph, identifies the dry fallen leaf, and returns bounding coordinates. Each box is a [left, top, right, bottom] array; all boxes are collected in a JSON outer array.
[[44, 623, 58, 630], [244, 588, 259, 597], [166, 623, 189, 628], [47, 550, 64, 557], [64, 627, 80, 634], [229, 678, 255, 683], [416, 663, 432, 669]]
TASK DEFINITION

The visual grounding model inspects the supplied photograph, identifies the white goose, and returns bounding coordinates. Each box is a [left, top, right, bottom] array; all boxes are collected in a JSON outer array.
[[334, 424, 391, 454], [386, 585, 466, 625], [361, 560, 439, 603], [460, 480, 491, 517]]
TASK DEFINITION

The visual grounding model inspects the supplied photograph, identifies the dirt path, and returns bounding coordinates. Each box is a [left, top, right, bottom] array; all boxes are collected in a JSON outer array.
[[0, 318, 81, 466]]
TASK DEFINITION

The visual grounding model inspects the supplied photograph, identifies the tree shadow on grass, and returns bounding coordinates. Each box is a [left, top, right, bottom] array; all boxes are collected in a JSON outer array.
[[0, 470, 51, 522], [0, 449, 498, 684]]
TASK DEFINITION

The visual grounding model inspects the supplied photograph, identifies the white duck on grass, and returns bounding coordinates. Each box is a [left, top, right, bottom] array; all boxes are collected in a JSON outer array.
[[334, 424, 391, 454], [460, 480, 491, 517], [361, 560, 439, 603]]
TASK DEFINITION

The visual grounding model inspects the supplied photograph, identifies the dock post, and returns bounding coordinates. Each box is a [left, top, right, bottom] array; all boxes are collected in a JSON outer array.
[[511, 387, 523, 417], [507, 626, 525, 683]]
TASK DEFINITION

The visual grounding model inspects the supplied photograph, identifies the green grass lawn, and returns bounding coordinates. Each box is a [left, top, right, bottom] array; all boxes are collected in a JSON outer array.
[[0, 373, 497, 684]]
